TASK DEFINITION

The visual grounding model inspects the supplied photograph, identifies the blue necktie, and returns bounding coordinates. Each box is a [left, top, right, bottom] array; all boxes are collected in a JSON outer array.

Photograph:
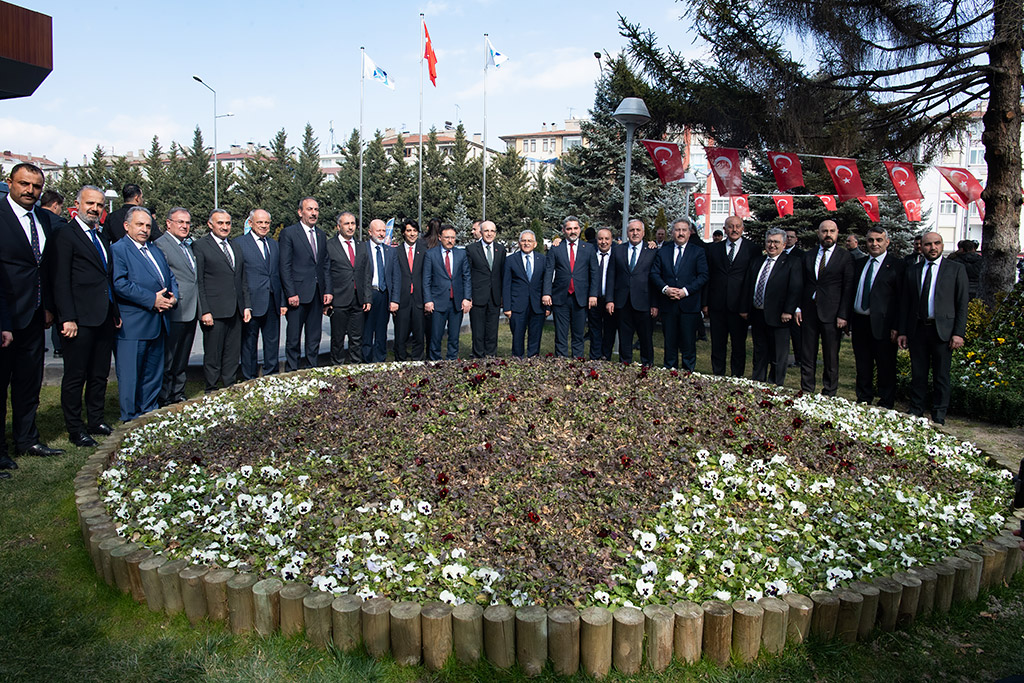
[[89, 229, 107, 267], [525, 254, 533, 280], [375, 244, 386, 290]]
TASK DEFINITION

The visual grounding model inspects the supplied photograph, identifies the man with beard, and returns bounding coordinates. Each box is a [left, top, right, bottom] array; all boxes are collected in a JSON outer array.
[[280, 197, 332, 369], [53, 186, 120, 445], [606, 219, 658, 366], [543, 216, 598, 358], [325, 212, 371, 364]]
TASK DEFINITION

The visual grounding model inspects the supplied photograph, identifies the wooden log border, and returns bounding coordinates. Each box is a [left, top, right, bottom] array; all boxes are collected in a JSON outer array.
[[76, 394, 1024, 675]]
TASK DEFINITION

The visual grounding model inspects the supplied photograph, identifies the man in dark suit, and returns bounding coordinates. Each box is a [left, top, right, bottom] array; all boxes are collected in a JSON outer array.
[[236, 208, 284, 379], [903, 234, 925, 267], [588, 227, 616, 360], [154, 208, 198, 405], [0, 163, 63, 467], [784, 227, 804, 367], [279, 197, 332, 370], [543, 216, 598, 358], [53, 185, 120, 447], [850, 226, 905, 409], [897, 232, 968, 425], [606, 219, 658, 366], [325, 212, 371, 364], [740, 228, 802, 386], [39, 189, 67, 359], [111, 208, 178, 422], [651, 219, 709, 370], [423, 225, 472, 360], [703, 215, 756, 376], [361, 218, 400, 362], [502, 230, 547, 358], [796, 219, 855, 396], [194, 210, 251, 391], [466, 220, 506, 358], [102, 184, 161, 244], [393, 219, 428, 361]]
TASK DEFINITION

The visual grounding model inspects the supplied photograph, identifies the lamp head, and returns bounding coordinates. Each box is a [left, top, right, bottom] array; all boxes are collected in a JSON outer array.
[[612, 97, 651, 127]]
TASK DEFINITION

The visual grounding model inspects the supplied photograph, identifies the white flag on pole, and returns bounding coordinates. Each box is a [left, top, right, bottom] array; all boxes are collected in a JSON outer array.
[[485, 37, 508, 68], [364, 52, 396, 90]]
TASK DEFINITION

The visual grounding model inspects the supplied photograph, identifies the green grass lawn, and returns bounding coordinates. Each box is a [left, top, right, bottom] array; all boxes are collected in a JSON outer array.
[[2, 329, 1023, 682]]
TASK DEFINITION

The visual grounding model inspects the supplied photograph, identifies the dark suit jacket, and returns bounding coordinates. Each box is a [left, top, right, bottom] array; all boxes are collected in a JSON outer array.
[[52, 217, 118, 327], [704, 237, 757, 312], [193, 234, 250, 319], [423, 245, 472, 312], [394, 239, 428, 308], [111, 238, 179, 340], [103, 204, 163, 244], [325, 236, 372, 308], [651, 242, 709, 314], [606, 242, 657, 311], [741, 252, 802, 326], [0, 198, 55, 328], [279, 222, 330, 304], [801, 246, 855, 322], [542, 239, 599, 306], [235, 232, 283, 318], [502, 251, 546, 315], [854, 252, 905, 340], [466, 240, 506, 308], [899, 257, 969, 343], [363, 239, 401, 305]]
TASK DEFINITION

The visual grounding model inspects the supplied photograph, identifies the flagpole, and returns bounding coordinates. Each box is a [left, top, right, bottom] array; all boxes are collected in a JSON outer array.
[[359, 47, 365, 239], [418, 13, 424, 228], [482, 33, 488, 222]]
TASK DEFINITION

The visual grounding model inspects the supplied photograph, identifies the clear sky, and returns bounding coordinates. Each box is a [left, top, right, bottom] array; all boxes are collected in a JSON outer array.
[[2, 0, 702, 165]]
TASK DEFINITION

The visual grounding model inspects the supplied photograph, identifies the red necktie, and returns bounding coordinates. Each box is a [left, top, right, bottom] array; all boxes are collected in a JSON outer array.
[[568, 241, 576, 295], [407, 245, 415, 293], [445, 249, 453, 299], [346, 240, 355, 266]]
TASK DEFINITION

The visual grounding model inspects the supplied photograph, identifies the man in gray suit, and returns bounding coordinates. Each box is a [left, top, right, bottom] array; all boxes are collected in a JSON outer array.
[[154, 207, 198, 406]]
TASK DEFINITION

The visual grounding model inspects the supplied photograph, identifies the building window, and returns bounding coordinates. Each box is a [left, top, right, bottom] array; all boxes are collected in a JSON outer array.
[[542, 140, 548, 152], [710, 199, 730, 214], [564, 136, 582, 150], [939, 200, 957, 214], [969, 203, 979, 217], [530, 140, 536, 152], [969, 148, 985, 166]]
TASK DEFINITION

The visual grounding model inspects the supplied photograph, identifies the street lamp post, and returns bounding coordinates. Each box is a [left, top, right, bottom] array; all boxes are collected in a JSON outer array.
[[612, 97, 651, 242], [678, 172, 699, 220], [192, 75, 233, 210]]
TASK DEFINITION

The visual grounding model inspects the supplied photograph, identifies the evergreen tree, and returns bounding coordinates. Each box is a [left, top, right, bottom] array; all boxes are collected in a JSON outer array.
[[79, 146, 109, 189], [182, 127, 213, 226], [321, 128, 361, 223], [294, 123, 324, 208], [53, 161, 80, 204], [445, 124, 481, 221], [143, 136, 171, 221], [489, 147, 532, 239], [162, 143, 189, 221], [232, 152, 274, 220], [382, 132, 416, 221], [420, 128, 447, 221], [359, 131, 390, 236], [450, 196, 473, 244], [266, 129, 295, 229], [108, 156, 144, 201]]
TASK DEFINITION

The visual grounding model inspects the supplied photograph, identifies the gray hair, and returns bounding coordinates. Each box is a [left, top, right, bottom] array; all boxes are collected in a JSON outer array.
[[563, 215, 580, 229], [124, 206, 152, 224], [166, 207, 190, 222], [765, 227, 787, 241], [671, 217, 692, 230], [866, 226, 887, 237], [519, 229, 536, 241], [337, 211, 356, 224], [76, 185, 104, 201], [248, 208, 271, 223]]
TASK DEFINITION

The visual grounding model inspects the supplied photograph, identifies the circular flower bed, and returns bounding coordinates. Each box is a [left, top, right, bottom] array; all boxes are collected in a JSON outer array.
[[100, 358, 1011, 610]]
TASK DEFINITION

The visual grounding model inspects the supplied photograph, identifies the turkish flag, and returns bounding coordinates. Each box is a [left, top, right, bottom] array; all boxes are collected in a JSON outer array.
[[693, 193, 709, 217], [773, 195, 794, 217], [902, 199, 922, 222], [976, 198, 985, 221], [936, 166, 984, 204], [824, 157, 867, 203], [423, 21, 438, 86], [817, 195, 838, 211], [641, 140, 686, 185], [857, 196, 880, 222], [730, 195, 751, 218], [883, 161, 923, 203], [767, 152, 805, 192], [945, 192, 968, 210], [705, 147, 743, 196]]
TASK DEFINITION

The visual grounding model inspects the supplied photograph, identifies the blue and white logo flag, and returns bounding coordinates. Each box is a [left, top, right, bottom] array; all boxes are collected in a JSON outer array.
[[363, 52, 396, 90], [485, 37, 508, 69], [385, 218, 395, 244]]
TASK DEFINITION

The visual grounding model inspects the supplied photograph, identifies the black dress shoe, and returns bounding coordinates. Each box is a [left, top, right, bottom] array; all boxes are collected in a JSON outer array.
[[0, 454, 18, 470], [0, 471, 11, 479], [69, 433, 98, 448], [88, 423, 114, 436], [19, 443, 64, 457]]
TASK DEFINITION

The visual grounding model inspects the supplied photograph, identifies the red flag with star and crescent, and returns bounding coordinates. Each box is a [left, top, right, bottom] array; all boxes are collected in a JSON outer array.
[[976, 198, 985, 221], [857, 196, 880, 222], [705, 147, 744, 196], [946, 192, 968, 210], [641, 140, 686, 185], [823, 157, 867, 203], [730, 195, 751, 218], [693, 193, 709, 217], [817, 195, 838, 211], [773, 195, 794, 217], [767, 152, 805, 192], [883, 161, 923, 203], [423, 20, 438, 86], [936, 166, 984, 204], [902, 199, 922, 222]]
